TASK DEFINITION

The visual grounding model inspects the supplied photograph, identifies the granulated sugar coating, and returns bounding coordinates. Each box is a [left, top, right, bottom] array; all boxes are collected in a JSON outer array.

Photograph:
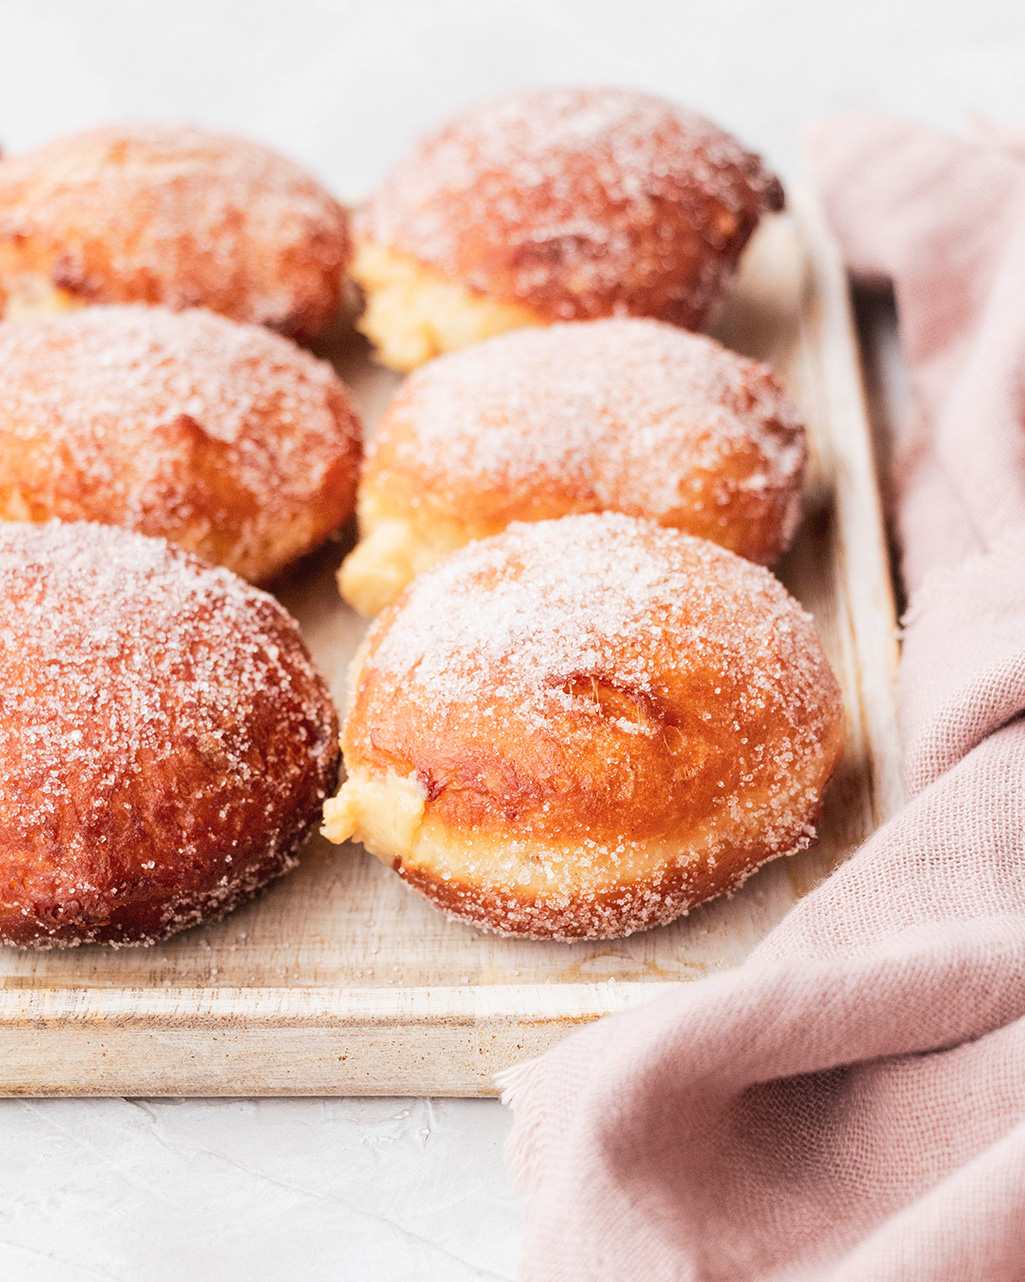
[[334, 513, 845, 940], [366, 317, 806, 564], [0, 521, 339, 948], [0, 305, 362, 583], [0, 123, 350, 339], [357, 87, 784, 328]]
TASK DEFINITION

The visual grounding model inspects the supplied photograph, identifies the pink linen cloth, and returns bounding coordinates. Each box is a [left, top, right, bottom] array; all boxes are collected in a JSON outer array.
[[501, 115, 1025, 1282]]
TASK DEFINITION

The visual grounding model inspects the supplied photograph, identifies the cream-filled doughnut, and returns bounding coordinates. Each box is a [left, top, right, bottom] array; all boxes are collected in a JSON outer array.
[[0, 520, 339, 948], [0, 305, 362, 584], [340, 318, 805, 615], [352, 87, 783, 369], [0, 124, 350, 340], [325, 513, 844, 940]]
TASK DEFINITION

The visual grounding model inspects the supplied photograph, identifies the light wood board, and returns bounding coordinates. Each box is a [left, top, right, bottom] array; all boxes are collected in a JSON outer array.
[[0, 191, 903, 1097]]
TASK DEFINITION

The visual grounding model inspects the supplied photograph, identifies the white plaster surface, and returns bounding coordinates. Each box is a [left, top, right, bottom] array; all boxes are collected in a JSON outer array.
[[0, 2, 1022, 1278]]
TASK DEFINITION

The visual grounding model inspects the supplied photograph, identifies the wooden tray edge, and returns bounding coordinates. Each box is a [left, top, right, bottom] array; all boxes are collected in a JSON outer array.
[[0, 982, 675, 1097]]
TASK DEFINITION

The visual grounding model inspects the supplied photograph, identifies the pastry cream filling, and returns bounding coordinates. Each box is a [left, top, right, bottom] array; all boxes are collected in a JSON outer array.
[[321, 764, 769, 902], [339, 517, 429, 617], [0, 273, 84, 321], [322, 767, 427, 861], [350, 238, 544, 372], [338, 505, 477, 616]]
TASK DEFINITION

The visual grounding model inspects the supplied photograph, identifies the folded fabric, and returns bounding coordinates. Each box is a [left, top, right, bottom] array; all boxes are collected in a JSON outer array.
[[502, 115, 1025, 1282]]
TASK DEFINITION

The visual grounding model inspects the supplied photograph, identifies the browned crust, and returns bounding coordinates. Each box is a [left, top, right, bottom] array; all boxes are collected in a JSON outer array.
[[357, 87, 784, 329], [0, 306, 362, 584], [347, 615, 843, 851], [0, 815, 320, 950], [0, 124, 351, 340], [0, 521, 340, 949]]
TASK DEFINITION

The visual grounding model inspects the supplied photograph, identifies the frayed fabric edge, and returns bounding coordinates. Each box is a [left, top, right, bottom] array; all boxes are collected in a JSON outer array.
[[496, 1055, 548, 1195]]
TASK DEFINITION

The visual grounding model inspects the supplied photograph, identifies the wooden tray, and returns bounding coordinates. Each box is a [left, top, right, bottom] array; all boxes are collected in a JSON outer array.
[[0, 192, 902, 1097]]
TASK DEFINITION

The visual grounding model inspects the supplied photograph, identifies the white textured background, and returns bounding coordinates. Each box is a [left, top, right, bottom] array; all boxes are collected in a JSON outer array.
[[1, 2, 1023, 1279]]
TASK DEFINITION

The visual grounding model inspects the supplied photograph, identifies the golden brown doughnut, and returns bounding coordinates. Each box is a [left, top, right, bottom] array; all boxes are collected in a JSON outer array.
[[340, 318, 805, 615], [352, 87, 784, 370], [0, 520, 339, 948], [0, 304, 362, 584], [0, 124, 350, 340], [324, 513, 844, 940]]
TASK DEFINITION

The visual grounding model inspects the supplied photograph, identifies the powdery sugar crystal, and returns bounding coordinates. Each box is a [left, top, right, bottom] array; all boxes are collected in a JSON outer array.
[[368, 512, 824, 734]]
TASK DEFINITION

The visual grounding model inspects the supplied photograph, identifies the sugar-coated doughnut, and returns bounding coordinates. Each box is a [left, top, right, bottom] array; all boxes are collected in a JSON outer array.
[[340, 318, 805, 615], [324, 513, 844, 940], [0, 520, 340, 948], [0, 124, 350, 340], [352, 87, 784, 369], [0, 305, 362, 584]]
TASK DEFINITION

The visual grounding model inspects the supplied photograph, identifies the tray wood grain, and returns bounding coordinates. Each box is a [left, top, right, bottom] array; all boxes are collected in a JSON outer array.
[[0, 190, 902, 1096]]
